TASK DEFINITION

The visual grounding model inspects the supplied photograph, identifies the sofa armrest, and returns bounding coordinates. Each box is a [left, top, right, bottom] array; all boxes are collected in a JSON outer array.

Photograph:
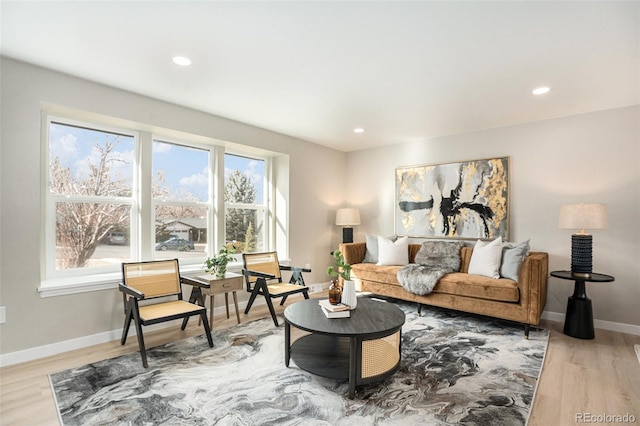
[[517, 252, 549, 325], [339, 242, 367, 265]]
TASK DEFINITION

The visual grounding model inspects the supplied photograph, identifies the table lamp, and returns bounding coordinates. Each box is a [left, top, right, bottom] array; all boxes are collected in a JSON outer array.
[[558, 203, 607, 277], [336, 208, 361, 243]]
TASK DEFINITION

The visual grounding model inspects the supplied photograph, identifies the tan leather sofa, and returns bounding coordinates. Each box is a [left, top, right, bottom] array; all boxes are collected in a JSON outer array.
[[339, 242, 549, 337]]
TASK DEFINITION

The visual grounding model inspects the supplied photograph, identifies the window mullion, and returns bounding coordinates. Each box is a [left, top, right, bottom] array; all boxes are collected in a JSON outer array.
[[213, 145, 225, 253], [138, 132, 152, 261]]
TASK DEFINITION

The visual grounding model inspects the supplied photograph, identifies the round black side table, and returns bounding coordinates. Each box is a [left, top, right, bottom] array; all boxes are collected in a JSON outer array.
[[551, 271, 614, 339]]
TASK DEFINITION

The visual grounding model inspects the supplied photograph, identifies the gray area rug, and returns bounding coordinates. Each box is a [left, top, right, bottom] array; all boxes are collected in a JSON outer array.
[[50, 300, 548, 425]]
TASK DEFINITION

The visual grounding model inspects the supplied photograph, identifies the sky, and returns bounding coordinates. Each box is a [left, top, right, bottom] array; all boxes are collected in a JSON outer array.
[[49, 122, 264, 203]]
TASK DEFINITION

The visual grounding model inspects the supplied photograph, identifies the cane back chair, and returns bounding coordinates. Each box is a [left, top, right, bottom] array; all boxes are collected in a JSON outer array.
[[119, 259, 213, 367], [242, 251, 310, 326]]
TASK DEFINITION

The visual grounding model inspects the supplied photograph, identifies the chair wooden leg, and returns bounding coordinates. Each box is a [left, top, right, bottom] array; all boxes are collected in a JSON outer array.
[[265, 295, 279, 327], [131, 306, 148, 368], [244, 283, 261, 314], [303, 289, 310, 300], [280, 295, 288, 306], [121, 305, 133, 345], [254, 278, 279, 326], [199, 295, 214, 327], [210, 295, 214, 328], [200, 311, 214, 347]]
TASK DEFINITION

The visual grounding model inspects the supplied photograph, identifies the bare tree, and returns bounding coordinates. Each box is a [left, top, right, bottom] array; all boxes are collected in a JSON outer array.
[[52, 136, 130, 268]]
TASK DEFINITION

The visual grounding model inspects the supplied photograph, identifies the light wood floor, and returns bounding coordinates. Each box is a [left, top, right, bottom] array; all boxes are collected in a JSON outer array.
[[1, 296, 639, 426]]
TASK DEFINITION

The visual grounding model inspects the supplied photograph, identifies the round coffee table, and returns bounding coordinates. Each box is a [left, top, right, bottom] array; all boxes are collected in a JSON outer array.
[[284, 297, 405, 398]]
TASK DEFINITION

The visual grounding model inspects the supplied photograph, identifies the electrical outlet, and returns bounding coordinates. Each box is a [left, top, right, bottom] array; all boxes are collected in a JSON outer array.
[[311, 284, 323, 293], [0, 306, 6, 324]]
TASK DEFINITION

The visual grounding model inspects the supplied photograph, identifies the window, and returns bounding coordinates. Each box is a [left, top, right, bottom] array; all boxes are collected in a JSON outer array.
[[224, 153, 266, 253], [153, 140, 210, 260], [41, 113, 284, 296], [46, 120, 136, 275]]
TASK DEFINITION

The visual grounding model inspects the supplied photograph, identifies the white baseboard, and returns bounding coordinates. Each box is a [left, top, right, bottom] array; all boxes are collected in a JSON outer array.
[[0, 297, 273, 368], [541, 310, 640, 336], [0, 282, 331, 368]]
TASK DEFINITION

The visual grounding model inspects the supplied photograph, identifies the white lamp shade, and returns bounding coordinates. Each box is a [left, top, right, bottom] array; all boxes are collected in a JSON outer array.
[[558, 203, 607, 231], [336, 208, 361, 226]]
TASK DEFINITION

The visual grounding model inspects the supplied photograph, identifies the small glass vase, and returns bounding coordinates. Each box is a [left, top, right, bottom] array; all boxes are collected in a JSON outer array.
[[328, 280, 342, 305], [215, 265, 227, 279]]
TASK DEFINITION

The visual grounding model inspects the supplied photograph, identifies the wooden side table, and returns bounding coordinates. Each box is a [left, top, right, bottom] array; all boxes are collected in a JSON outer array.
[[184, 272, 243, 328], [550, 270, 614, 339]]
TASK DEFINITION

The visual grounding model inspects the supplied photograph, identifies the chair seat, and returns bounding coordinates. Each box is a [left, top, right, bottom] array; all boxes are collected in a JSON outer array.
[[139, 300, 204, 322], [266, 283, 307, 296]]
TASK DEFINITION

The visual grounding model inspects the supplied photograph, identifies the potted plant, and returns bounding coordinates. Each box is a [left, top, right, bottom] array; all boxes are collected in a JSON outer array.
[[327, 250, 351, 281], [327, 250, 357, 309], [204, 246, 237, 278]]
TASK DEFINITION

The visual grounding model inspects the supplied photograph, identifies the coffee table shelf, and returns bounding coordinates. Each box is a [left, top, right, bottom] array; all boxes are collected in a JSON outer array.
[[284, 297, 405, 398]]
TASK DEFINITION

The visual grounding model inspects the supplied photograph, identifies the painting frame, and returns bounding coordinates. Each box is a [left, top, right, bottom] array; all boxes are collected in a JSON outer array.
[[395, 157, 509, 240]]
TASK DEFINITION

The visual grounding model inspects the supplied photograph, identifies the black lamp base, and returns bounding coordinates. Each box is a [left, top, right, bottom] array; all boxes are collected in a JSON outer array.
[[571, 234, 592, 276], [342, 227, 354, 244]]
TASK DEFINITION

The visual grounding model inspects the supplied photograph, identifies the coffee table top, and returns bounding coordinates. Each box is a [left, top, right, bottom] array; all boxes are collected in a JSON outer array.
[[284, 297, 405, 338]]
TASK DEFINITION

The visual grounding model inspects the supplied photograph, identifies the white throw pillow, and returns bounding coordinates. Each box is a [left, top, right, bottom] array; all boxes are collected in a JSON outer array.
[[468, 237, 503, 279], [376, 236, 409, 266]]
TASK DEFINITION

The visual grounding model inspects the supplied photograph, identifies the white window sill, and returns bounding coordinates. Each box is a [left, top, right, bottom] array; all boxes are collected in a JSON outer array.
[[38, 262, 246, 298]]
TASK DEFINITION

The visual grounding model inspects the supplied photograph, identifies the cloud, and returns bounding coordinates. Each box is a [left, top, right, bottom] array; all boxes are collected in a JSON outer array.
[[226, 161, 263, 186], [51, 133, 78, 165], [59, 134, 78, 153], [180, 167, 209, 186], [153, 141, 173, 153]]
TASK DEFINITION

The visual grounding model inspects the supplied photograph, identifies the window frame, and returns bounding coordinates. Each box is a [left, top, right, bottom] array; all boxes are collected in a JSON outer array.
[[223, 152, 270, 254], [42, 116, 140, 287], [150, 138, 213, 264], [39, 110, 284, 298]]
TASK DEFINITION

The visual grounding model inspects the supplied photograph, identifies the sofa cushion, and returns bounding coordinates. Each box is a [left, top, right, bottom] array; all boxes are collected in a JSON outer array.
[[377, 236, 409, 266], [363, 234, 397, 263], [468, 237, 503, 279], [353, 266, 520, 303], [435, 272, 520, 302], [501, 240, 530, 281], [414, 240, 464, 270], [352, 263, 405, 285]]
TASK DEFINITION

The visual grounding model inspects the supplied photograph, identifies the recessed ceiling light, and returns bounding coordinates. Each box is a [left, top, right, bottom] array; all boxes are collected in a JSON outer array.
[[532, 86, 550, 95], [172, 56, 191, 66], [353, 128, 364, 133]]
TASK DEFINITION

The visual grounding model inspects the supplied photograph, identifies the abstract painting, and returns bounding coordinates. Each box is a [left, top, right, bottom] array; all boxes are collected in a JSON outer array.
[[395, 157, 509, 239]]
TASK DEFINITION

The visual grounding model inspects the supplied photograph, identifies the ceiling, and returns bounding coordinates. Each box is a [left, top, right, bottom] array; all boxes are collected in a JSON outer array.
[[1, 1, 638, 152]]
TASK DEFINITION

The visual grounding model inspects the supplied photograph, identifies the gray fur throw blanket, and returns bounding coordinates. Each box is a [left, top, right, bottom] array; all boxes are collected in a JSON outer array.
[[397, 241, 464, 295]]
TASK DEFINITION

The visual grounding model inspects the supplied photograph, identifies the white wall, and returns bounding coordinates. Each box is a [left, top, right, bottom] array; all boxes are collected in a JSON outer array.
[[346, 105, 640, 328], [0, 58, 347, 355], [1, 56, 638, 362]]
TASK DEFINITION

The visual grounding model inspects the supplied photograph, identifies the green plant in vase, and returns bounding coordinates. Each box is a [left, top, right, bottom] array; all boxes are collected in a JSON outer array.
[[326, 250, 351, 281], [204, 246, 237, 278]]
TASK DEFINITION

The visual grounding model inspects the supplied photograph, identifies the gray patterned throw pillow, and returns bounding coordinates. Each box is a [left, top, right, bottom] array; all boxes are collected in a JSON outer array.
[[414, 240, 464, 271]]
